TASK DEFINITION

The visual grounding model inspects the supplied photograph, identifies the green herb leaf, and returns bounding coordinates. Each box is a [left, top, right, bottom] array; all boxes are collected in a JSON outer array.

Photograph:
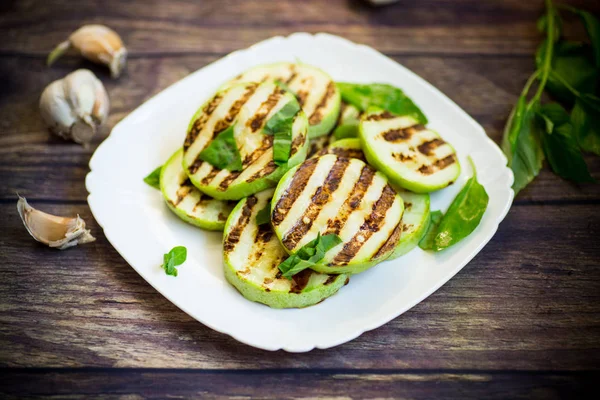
[[536, 40, 597, 104], [143, 166, 162, 189], [570, 8, 600, 66], [161, 246, 187, 277], [198, 125, 243, 171], [537, 10, 562, 40], [277, 233, 342, 279], [572, 96, 600, 156], [274, 79, 295, 95], [255, 203, 271, 226], [336, 83, 427, 125], [263, 100, 301, 166], [432, 158, 489, 251], [538, 103, 594, 182], [502, 97, 545, 194], [418, 210, 443, 251]]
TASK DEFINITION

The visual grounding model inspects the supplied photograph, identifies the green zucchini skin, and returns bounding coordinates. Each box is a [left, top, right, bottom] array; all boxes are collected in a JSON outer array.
[[332, 102, 362, 140], [359, 109, 461, 193], [271, 154, 405, 275], [227, 62, 341, 139], [182, 82, 309, 201], [160, 149, 235, 230], [388, 188, 430, 259], [223, 189, 348, 309], [315, 138, 365, 162]]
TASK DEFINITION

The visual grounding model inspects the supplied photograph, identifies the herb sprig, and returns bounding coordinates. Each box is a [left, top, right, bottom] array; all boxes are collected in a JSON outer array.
[[503, 0, 599, 194], [143, 165, 162, 189], [161, 246, 187, 277], [277, 233, 342, 279]]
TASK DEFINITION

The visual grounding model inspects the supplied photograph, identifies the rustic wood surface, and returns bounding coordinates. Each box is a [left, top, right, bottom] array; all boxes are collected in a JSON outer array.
[[1, 0, 600, 398]]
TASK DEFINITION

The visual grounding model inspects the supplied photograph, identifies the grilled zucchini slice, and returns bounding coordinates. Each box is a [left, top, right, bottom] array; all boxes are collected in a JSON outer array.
[[223, 189, 348, 308], [315, 138, 365, 161], [271, 154, 404, 275], [359, 109, 461, 193], [332, 102, 362, 140], [307, 134, 332, 158], [388, 189, 430, 259], [228, 62, 341, 138], [161, 149, 235, 230], [183, 82, 309, 201]]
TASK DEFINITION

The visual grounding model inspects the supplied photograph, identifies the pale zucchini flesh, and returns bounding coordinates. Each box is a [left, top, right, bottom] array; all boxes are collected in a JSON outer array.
[[388, 189, 430, 259], [272, 154, 405, 275], [182, 82, 309, 200], [160, 149, 235, 230], [228, 62, 341, 138], [359, 109, 461, 193], [223, 189, 348, 309]]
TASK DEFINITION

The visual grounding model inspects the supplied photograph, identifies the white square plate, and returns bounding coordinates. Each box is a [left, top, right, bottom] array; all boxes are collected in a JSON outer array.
[[86, 33, 514, 352]]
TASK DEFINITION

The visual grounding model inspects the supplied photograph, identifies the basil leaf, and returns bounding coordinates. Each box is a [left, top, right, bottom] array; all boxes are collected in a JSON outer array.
[[263, 100, 301, 166], [502, 98, 545, 194], [278, 233, 342, 279], [198, 125, 243, 171], [161, 246, 187, 277], [433, 158, 489, 251], [255, 203, 271, 226], [337, 83, 427, 125], [418, 210, 443, 251], [571, 8, 600, 66], [536, 40, 597, 104], [572, 96, 600, 156], [143, 165, 162, 189]]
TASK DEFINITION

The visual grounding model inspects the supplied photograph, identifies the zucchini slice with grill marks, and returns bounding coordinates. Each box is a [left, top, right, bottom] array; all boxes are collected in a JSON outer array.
[[228, 62, 341, 139], [359, 109, 461, 193], [307, 134, 332, 158], [388, 189, 430, 259], [315, 138, 365, 161], [271, 154, 405, 275], [223, 189, 348, 308], [161, 149, 236, 230], [183, 82, 309, 201]]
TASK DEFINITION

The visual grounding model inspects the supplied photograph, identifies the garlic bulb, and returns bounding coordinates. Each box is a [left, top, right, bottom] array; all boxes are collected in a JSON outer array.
[[17, 196, 95, 250], [40, 69, 109, 145], [47, 24, 127, 78]]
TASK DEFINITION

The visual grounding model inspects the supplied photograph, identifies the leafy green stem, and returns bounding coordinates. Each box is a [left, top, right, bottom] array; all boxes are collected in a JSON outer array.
[[550, 70, 581, 98], [530, 0, 555, 106], [522, 70, 541, 98]]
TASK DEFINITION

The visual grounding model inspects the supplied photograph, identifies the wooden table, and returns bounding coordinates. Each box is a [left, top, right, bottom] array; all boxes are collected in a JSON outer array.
[[1, 0, 599, 398]]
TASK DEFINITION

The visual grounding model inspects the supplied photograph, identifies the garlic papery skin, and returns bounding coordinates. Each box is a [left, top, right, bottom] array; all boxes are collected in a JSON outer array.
[[47, 24, 127, 78], [40, 69, 109, 146], [17, 196, 96, 250]]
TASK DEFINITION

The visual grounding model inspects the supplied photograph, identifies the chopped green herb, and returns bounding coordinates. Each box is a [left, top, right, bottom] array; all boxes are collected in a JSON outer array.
[[198, 125, 243, 171], [418, 211, 443, 251], [255, 203, 271, 226], [143, 165, 162, 189], [263, 100, 301, 166], [161, 246, 187, 277], [336, 82, 427, 125], [277, 233, 342, 279]]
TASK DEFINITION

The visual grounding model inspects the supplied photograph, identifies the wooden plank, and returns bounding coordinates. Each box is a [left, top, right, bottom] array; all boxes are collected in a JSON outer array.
[[1, 55, 599, 203], [1, 203, 599, 369], [0, 0, 564, 56], [0, 369, 596, 400]]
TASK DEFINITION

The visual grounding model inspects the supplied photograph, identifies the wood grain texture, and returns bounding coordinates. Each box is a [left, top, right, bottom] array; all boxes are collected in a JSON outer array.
[[0, 369, 597, 400], [1, 0, 600, 397], [1, 204, 599, 370]]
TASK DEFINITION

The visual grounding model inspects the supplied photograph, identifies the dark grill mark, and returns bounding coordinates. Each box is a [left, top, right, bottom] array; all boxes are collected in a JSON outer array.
[[284, 65, 297, 85], [247, 160, 278, 183], [218, 171, 242, 190], [243, 135, 273, 167], [282, 158, 350, 250], [383, 128, 412, 142], [393, 153, 414, 162], [290, 269, 312, 294], [223, 196, 258, 253], [325, 166, 375, 235], [331, 185, 397, 265], [192, 196, 206, 213], [309, 81, 336, 125], [402, 223, 413, 232], [308, 137, 329, 158], [188, 158, 204, 175], [247, 89, 283, 132], [296, 90, 308, 107], [417, 138, 445, 156], [290, 122, 306, 156], [404, 202, 412, 210], [272, 157, 319, 226], [183, 94, 223, 151], [418, 154, 457, 175], [373, 221, 403, 260], [365, 111, 395, 121], [218, 212, 228, 222], [256, 224, 274, 243], [324, 275, 337, 286], [319, 147, 365, 161], [200, 167, 219, 185]]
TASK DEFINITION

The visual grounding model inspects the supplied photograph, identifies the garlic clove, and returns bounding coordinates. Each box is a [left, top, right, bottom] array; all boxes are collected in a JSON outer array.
[[17, 196, 96, 250], [39, 69, 109, 146], [47, 24, 127, 78]]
